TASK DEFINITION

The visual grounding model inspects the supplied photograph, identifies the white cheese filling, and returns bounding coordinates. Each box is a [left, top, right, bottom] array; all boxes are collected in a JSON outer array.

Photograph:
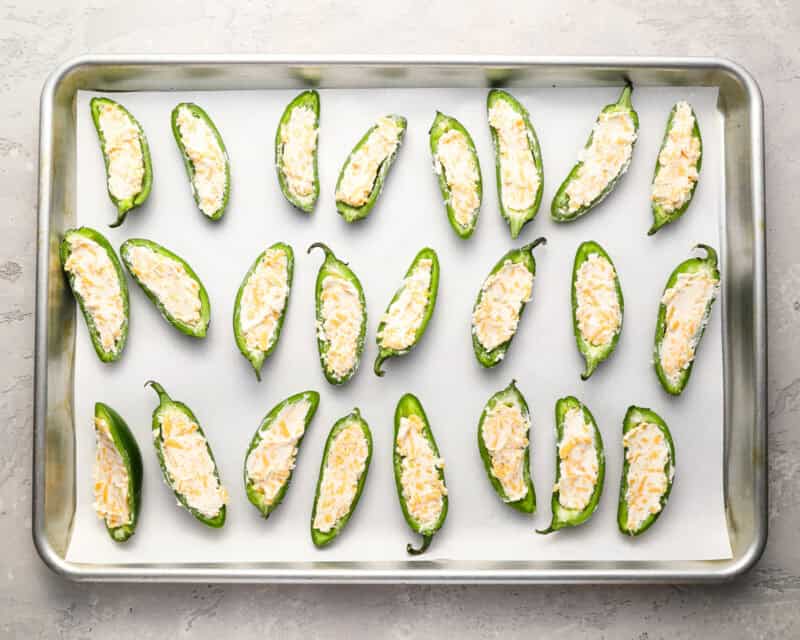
[[488, 100, 539, 211], [659, 270, 717, 383], [97, 102, 145, 202], [64, 234, 125, 354], [239, 248, 289, 355], [565, 110, 636, 213], [623, 422, 672, 531], [280, 105, 318, 200], [575, 253, 621, 347], [396, 414, 447, 530], [92, 416, 131, 529], [318, 275, 362, 379], [175, 106, 227, 217], [157, 406, 228, 518], [126, 245, 202, 328], [472, 260, 533, 352], [480, 400, 529, 502], [651, 102, 701, 212], [336, 116, 402, 207], [378, 259, 432, 352], [245, 399, 311, 506], [434, 129, 480, 226], [554, 407, 599, 511], [313, 421, 369, 533]]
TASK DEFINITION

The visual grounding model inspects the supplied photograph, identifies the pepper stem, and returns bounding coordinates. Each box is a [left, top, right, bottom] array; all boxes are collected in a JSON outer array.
[[521, 237, 547, 254], [694, 243, 718, 268], [617, 82, 633, 108], [144, 380, 171, 406], [580, 359, 597, 381], [373, 353, 387, 377], [109, 206, 128, 229], [407, 534, 433, 555], [307, 242, 336, 261], [536, 525, 556, 535]]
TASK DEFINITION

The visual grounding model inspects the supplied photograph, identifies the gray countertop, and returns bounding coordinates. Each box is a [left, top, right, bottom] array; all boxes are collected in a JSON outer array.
[[1, 1, 796, 637]]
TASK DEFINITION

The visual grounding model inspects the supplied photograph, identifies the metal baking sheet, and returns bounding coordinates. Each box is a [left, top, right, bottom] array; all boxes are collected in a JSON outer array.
[[35, 56, 766, 583]]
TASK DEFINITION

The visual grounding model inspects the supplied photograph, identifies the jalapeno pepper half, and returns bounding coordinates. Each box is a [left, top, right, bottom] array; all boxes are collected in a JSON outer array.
[[233, 242, 294, 380], [572, 240, 624, 380], [394, 393, 448, 555], [120, 238, 211, 338], [653, 244, 720, 395], [93, 402, 143, 542], [551, 83, 639, 222], [618, 405, 675, 536], [471, 238, 546, 367], [275, 90, 320, 213], [477, 380, 535, 513], [90, 97, 153, 228], [308, 242, 368, 385], [171, 102, 231, 220], [60, 227, 130, 363], [310, 408, 373, 547], [429, 111, 483, 238], [487, 89, 545, 238], [537, 396, 604, 534], [146, 380, 227, 527], [374, 247, 440, 376], [244, 390, 320, 519]]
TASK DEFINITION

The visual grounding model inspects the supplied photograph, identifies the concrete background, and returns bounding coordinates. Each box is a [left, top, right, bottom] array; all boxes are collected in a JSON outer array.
[[1, 0, 796, 637]]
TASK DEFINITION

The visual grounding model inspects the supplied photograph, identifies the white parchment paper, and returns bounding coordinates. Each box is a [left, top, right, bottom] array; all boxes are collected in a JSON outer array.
[[67, 85, 731, 564]]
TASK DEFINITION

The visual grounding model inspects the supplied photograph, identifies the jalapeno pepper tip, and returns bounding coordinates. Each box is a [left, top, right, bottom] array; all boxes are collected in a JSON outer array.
[[406, 535, 433, 555]]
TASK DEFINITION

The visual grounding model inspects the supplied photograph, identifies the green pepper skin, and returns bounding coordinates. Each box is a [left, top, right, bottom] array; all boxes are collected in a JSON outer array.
[[487, 90, 544, 238], [59, 227, 129, 363], [335, 115, 407, 222], [94, 402, 143, 542], [120, 238, 211, 338], [537, 396, 604, 534], [393, 393, 448, 555], [232, 242, 294, 380], [310, 408, 373, 547], [244, 390, 320, 518], [374, 247, 440, 376], [648, 102, 703, 235], [308, 242, 367, 385], [477, 380, 535, 513], [617, 405, 675, 536], [275, 90, 320, 213], [653, 244, 720, 395], [90, 97, 153, 228], [145, 380, 226, 528], [551, 84, 639, 222], [471, 237, 546, 368], [171, 102, 231, 221], [429, 111, 483, 238], [572, 241, 624, 380]]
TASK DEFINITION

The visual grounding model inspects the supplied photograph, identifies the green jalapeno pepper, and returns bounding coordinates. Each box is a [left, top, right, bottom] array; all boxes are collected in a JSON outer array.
[[471, 237, 546, 367], [93, 402, 143, 542], [310, 408, 373, 547], [653, 244, 720, 395], [275, 90, 320, 213], [244, 390, 320, 519], [551, 83, 639, 222], [120, 238, 211, 338], [308, 242, 367, 385], [537, 396, 604, 534], [146, 380, 227, 528], [60, 227, 129, 363], [571, 240, 624, 380], [487, 89, 544, 238], [90, 97, 153, 228], [648, 101, 703, 235], [171, 102, 231, 221], [232, 242, 294, 380], [477, 380, 535, 513], [374, 247, 440, 376], [618, 405, 675, 536], [429, 111, 483, 238], [393, 393, 448, 555], [335, 114, 407, 222]]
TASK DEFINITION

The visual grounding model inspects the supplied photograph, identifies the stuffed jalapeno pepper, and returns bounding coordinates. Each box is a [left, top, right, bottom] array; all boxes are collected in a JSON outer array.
[[275, 90, 320, 212]]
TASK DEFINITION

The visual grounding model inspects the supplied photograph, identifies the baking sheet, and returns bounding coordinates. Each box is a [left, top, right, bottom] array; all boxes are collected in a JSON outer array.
[[67, 85, 731, 564]]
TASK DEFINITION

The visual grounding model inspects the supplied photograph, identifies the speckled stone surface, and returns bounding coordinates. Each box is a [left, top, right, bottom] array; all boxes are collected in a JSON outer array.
[[1, 1, 797, 637]]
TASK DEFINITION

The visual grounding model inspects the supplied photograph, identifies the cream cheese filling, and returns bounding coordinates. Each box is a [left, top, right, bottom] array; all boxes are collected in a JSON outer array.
[[318, 275, 362, 378], [97, 102, 144, 202], [623, 421, 671, 531], [92, 416, 131, 529], [396, 414, 446, 530], [651, 102, 701, 212], [554, 407, 598, 511], [239, 248, 289, 355], [434, 129, 480, 226], [575, 253, 621, 347], [481, 400, 529, 502], [472, 261, 533, 352], [175, 106, 227, 217], [488, 99, 539, 211], [280, 105, 318, 200], [378, 259, 432, 352]]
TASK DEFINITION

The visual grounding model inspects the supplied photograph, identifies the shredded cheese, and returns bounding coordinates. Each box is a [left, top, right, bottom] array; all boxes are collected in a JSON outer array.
[[396, 414, 446, 530], [472, 260, 533, 352], [239, 248, 289, 355], [175, 106, 227, 217], [480, 400, 529, 502], [97, 101, 145, 202], [651, 102, 701, 212], [434, 128, 480, 226], [280, 105, 318, 200], [623, 421, 672, 531], [553, 407, 598, 511], [92, 416, 131, 529], [575, 253, 621, 347], [488, 99, 539, 211], [378, 259, 432, 352], [318, 275, 363, 379]]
